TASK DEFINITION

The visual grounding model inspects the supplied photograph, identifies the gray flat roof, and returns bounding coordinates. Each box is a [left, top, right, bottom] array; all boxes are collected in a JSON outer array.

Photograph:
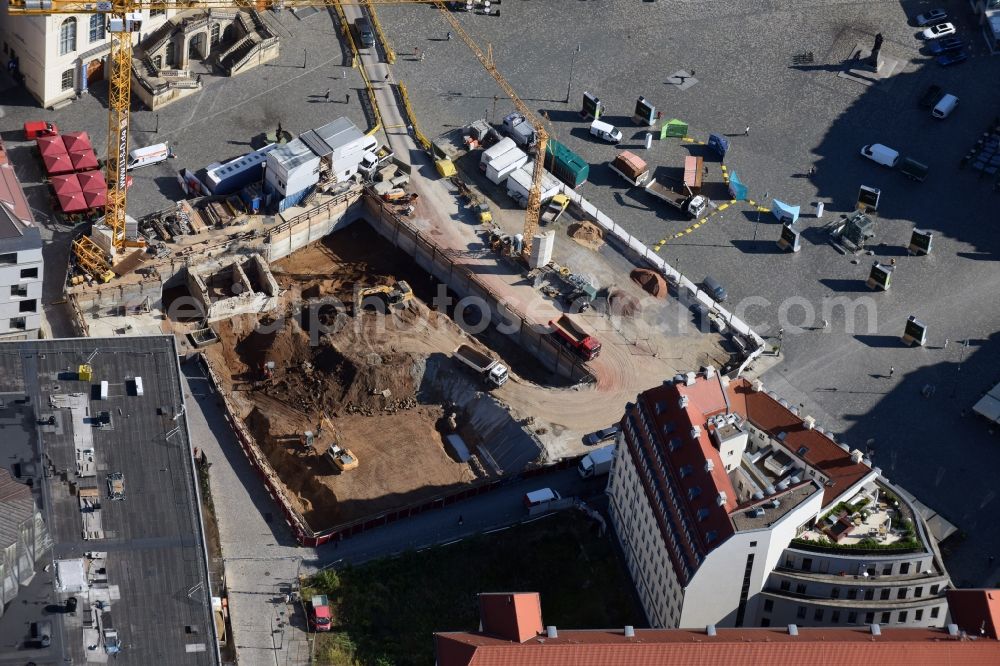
[[731, 482, 821, 532], [299, 116, 363, 158], [0, 336, 218, 665]]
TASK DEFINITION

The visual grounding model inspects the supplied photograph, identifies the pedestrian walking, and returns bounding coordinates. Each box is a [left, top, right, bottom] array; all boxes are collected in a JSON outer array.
[[446, 31, 452, 41], [384, 73, 390, 82], [324, 89, 331, 101], [944, 338, 949, 349], [890, 258, 896, 266], [889, 366, 895, 377], [808, 166, 816, 176], [744, 125, 750, 136], [822, 319, 829, 329], [690, 70, 695, 77], [345, 92, 351, 104], [420, 51, 425, 62], [457, 514, 464, 526]]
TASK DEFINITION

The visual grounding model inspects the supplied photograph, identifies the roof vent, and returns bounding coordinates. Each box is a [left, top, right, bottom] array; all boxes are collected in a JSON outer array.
[[679, 395, 690, 408], [703, 365, 716, 379], [871, 624, 881, 636], [546, 626, 558, 639], [770, 499, 780, 509], [788, 624, 799, 636], [850, 449, 864, 464], [685, 371, 697, 386], [803, 416, 816, 430], [753, 491, 764, 500], [673, 374, 686, 384], [765, 485, 776, 495], [748, 507, 764, 518], [790, 475, 801, 484], [624, 625, 635, 638], [705, 459, 715, 472], [716, 491, 728, 506], [947, 624, 959, 637], [752, 379, 764, 392], [706, 624, 717, 637], [691, 425, 701, 440], [720, 375, 730, 387], [838, 443, 850, 452], [777, 432, 787, 441]]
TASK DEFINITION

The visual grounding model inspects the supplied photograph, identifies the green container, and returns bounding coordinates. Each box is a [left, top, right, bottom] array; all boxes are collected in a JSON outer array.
[[545, 139, 590, 188]]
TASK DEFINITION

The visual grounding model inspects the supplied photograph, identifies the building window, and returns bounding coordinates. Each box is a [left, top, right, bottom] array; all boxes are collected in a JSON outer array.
[[763, 599, 774, 613], [166, 41, 175, 67], [796, 606, 806, 619], [883, 564, 893, 575], [831, 587, 840, 599], [831, 611, 841, 623], [18, 299, 36, 313], [89, 14, 105, 42], [847, 589, 858, 600], [796, 583, 806, 595], [848, 611, 858, 624], [814, 608, 824, 622], [760, 617, 770, 627], [899, 611, 908, 623], [881, 611, 891, 624], [0, 253, 15, 264], [786, 555, 796, 568], [915, 586, 923, 598], [864, 589, 874, 600], [780, 580, 790, 592], [898, 588, 907, 600], [679, 464, 692, 478], [865, 612, 875, 624], [802, 558, 813, 572], [900, 562, 911, 575], [9, 317, 26, 330], [20, 267, 38, 279], [59, 17, 77, 55], [931, 607, 940, 619], [61, 68, 74, 90], [931, 585, 940, 595], [915, 609, 924, 621], [750, 541, 757, 548], [880, 589, 890, 600], [211, 23, 221, 44], [10, 285, 27, 297], [150, 3, 165, 17]]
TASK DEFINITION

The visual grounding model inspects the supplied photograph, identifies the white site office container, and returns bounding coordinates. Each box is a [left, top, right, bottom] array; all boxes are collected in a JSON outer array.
[[134, 377, 144, 397], [100, 381, 109, 400], [485, 147, 528, 185]]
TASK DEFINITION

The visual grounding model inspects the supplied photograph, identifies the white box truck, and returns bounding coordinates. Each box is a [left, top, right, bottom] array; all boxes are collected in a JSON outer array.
[[578, 444, 614, 479], [485, 146, 528, 185]]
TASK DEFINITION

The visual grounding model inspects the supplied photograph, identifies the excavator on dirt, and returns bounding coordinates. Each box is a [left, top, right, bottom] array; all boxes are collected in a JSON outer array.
[[354, 281, 413, 313]]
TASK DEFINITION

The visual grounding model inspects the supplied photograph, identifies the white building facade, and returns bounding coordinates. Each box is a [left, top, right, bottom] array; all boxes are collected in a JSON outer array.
[[0, 140, 43, 340], [0, 7, 176, 108], [608, 371, 953, 630]]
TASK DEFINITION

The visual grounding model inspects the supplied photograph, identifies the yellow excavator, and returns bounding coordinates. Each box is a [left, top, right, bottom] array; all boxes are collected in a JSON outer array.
[[354, 280, 413, 312]]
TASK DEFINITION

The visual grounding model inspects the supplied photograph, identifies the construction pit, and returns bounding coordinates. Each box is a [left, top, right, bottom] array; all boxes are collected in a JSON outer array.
[[195, 218, 730, 532]]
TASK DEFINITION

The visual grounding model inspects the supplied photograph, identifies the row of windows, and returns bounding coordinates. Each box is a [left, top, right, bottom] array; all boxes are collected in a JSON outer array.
[[777, 578, 940, 600], [775, 604, 941, 626], [786, 554, 928, 577], [58, 10, 167, 56]]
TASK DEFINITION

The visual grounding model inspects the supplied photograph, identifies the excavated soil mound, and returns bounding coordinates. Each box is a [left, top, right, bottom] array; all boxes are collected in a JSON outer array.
[[568, 221, 605, 250], [630, 268, 668, 299], [609, 290, 641, 318]]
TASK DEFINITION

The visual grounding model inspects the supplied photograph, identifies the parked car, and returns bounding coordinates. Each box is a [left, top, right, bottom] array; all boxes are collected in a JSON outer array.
[[860, 143, 900, 167], [915, 9, 947, 26], [937, 51, 969, 66], [583, 424, 621, 446], [918, 84, 944, 108], [922, 23, 956, 40], [23, 121, 58, 139], [928, 37, 965, 54]]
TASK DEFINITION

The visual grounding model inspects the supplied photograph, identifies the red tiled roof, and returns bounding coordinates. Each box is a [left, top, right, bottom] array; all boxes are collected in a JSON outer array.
[[632, 377, 737, 560], [479, 593, 543, 643], [728, 378, 873, 506], [948, 589, 1000, 639], [435, 626, 1000, 666]]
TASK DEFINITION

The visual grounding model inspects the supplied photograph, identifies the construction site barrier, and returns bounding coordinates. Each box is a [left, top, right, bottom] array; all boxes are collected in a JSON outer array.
[[363, 0, 396, 64], [330, 1, 382, 137], [562, 188, 766, 372], [396, 82, 432, 151]]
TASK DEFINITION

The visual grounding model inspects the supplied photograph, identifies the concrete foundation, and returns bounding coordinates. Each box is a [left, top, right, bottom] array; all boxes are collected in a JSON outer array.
[[187, 253, 280, 322]]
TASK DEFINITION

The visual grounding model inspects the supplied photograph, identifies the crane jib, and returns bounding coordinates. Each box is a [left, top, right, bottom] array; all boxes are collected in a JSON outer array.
[[117, 117, 128, 191]]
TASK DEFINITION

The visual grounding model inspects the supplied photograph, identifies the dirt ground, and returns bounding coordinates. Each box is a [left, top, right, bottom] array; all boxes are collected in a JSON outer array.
[[204, 228, 480, 530]]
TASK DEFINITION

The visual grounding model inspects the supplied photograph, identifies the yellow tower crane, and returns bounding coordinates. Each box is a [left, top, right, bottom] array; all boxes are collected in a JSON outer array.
[[9, 0, 546, 274]]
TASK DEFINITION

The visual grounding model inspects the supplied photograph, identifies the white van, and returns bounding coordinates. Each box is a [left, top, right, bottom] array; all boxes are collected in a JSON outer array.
[[860, 143, 900, 167], [523, 488, 561, 508], [127, 142, 170, 170], [590, 119, 622, 143], [932, 94, 958, 119]]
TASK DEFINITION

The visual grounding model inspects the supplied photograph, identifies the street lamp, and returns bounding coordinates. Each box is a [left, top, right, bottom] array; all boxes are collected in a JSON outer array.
[[565, 44, 581, 104], [753, 190, 769, 242]]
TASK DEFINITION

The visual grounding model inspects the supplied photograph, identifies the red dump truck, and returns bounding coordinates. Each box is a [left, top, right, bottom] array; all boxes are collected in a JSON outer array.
[[549, 315, 601, 360]]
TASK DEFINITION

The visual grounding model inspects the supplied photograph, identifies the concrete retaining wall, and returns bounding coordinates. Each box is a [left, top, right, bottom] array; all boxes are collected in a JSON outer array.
[[263, 190, 363, 263]]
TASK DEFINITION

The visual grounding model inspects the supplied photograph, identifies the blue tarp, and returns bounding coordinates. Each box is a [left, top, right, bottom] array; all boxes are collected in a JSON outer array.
[[772, 198, 800, 224], [708, 133, 729, 159], [728, 170, 748, 200]]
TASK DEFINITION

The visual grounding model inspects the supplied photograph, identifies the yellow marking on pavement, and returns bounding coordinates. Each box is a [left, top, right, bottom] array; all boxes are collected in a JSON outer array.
[[717, 202, 730, 212]]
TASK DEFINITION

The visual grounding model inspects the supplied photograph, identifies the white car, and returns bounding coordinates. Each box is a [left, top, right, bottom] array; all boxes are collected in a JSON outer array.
[[916, 9, 947, 26], [922, 22, 956, 40]]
